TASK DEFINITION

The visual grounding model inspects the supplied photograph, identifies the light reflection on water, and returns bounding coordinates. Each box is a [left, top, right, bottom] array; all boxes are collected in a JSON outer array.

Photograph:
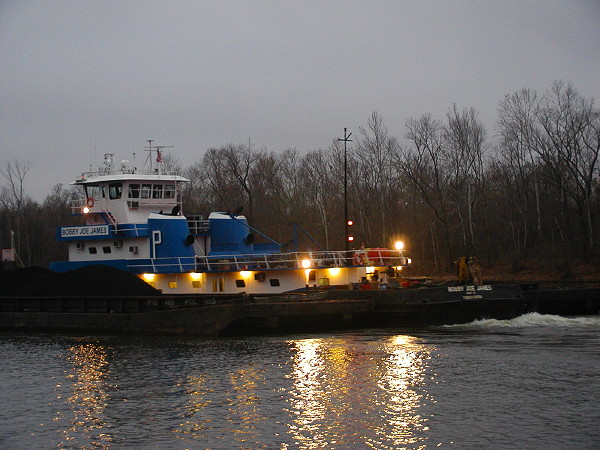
[[288, 338, 329, 448], [59, 339, 113, 449], [287, 335, 433, 449], [377, 335, 432, 449], [2, 320, 598, 448], [44, 334, 435, 448]]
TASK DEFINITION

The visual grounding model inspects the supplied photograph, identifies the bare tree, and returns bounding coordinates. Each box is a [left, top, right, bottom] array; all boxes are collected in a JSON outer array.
[[250, 149, 298, 237], [399, 113, 452, 268], [355, 112, 399, 244], [221, 143, 258, 222], [0, 159, 32, 262], [443, 105, 487, 254], [496, 88, 542, 259], [161, 152, 182, 175], [536, 81, 600, 258], [0, 160, 31, 211], [298, 148, 339, 249], [198, 146, 245, 212]]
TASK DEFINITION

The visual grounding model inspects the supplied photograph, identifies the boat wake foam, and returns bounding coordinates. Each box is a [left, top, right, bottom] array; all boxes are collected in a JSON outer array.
[[442, 312, 600, 328]]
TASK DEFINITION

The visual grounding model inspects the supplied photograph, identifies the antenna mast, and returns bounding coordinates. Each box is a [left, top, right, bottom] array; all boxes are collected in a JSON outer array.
[[144, 139, 174, 174], [338, 128, 353, 252]]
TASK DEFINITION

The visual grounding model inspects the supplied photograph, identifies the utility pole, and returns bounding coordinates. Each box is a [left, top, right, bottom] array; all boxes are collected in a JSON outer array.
[[338, 128, 353, 252]]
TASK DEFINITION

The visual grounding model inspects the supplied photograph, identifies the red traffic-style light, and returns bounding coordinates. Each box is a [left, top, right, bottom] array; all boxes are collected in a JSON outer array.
[[347, 235, 354, 242]]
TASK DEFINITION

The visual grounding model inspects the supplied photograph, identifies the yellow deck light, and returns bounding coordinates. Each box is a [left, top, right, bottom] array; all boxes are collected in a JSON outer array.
[[142, 273, 156, 282]]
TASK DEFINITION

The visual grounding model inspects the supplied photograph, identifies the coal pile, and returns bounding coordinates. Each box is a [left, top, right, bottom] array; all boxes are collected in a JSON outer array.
[[0, 265, 161, 297]]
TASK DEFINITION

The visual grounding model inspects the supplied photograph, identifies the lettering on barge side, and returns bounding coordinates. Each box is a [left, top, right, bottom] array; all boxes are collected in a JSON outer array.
[[61, 225, 109, 238], [447, 284, 492, 300]]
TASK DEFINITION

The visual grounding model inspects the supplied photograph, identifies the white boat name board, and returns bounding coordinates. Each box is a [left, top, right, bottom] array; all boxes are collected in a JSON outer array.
[[61, 225, 109, 237]]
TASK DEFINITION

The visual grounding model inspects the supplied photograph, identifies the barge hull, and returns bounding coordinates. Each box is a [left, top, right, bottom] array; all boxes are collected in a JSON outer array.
[[1, 285, 598, 335]]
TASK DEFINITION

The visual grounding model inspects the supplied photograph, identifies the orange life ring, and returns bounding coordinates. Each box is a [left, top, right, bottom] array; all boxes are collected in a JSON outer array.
[[86, 197, 94, 208]]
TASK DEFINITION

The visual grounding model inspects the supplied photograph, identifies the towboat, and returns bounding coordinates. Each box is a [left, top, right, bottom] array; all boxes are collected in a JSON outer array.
[[50, 143, 411, 295], [3, 142, 596, 336]]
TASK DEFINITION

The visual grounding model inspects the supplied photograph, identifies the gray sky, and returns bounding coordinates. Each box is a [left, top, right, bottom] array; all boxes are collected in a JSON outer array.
[[1, 0, 599, 201]]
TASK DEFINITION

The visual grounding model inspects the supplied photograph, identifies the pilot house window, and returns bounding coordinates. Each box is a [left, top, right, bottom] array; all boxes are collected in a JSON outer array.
[[141, 184, 151, 199], [84, 185, 101, 200], [152, 184, 163, 199], [164, 185, 176, 199], [128, 184, 140, 198], [109, 183, 123, 200]]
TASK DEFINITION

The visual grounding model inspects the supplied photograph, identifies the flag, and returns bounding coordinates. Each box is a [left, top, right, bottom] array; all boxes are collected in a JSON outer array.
[[156, 149, 163, 163]]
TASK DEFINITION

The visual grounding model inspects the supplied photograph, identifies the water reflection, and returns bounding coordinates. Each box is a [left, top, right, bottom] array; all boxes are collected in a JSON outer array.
[[376, 335, 432, 449], [175, 359, 267, 446], [288, 338, 329, 448], [176, 373, 213, 439], [58, 339, 112, 448], [287, 335, 434, 449], [227, 367, 265, 444], [51, 334, 434, 448]]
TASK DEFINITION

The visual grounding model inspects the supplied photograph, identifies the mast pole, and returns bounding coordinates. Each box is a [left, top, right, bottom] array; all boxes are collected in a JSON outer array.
[[338, 128, 353, 252]]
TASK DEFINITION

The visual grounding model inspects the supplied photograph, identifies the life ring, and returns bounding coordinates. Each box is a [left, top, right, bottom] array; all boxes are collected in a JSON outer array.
[[86, 197, 94, 208]]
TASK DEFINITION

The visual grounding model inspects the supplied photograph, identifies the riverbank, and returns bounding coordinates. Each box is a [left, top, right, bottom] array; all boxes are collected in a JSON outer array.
[[422, 261, 600, 289]]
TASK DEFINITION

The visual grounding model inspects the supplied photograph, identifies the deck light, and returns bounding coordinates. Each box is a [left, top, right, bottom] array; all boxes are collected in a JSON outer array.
[[189, 272, 201, 280], [240, 271, 252, 278], [83, 206, 90, 214], [301, 259, 311, 269], [142, 273, 156, 282], [394, 241, 405, 250]]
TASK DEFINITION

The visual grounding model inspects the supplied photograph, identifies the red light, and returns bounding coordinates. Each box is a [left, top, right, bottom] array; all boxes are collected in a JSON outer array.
[[347, 236, 354, 242]]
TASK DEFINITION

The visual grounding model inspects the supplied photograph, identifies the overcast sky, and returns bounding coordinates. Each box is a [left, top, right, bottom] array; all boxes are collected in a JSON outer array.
[[1, 0, 599, 201]]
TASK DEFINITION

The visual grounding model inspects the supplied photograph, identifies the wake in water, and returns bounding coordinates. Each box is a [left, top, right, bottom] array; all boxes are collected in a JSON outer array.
[[442, 312, 600, 328]]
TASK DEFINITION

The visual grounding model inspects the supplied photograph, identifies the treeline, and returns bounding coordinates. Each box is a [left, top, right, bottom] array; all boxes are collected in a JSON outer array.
[[2, 81, 599, 273]]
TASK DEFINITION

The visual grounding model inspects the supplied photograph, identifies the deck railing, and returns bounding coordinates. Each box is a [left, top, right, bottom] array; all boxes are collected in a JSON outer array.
[[126, 249, 409, 274]]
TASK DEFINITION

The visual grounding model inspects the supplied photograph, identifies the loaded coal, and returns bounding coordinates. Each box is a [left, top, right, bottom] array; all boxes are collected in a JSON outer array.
[[0, 265, 161, 297]]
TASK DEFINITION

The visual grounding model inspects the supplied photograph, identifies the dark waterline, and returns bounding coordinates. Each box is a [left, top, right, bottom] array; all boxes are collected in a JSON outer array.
[[1, 313, 599, 449]]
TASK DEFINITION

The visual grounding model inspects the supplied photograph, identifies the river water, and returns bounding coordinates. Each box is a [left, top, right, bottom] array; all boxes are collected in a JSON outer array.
[[1, 312, 599, 449]]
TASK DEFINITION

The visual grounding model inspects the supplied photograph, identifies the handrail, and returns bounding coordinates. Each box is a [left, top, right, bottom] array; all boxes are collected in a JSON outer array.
[[79, 167, 184, 178], [126, 249, 409, 274]]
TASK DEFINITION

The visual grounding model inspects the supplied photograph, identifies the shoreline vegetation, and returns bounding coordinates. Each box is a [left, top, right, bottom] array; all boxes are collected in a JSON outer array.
[[1, 81, 599, 274], [427, 264, 600, 288]]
